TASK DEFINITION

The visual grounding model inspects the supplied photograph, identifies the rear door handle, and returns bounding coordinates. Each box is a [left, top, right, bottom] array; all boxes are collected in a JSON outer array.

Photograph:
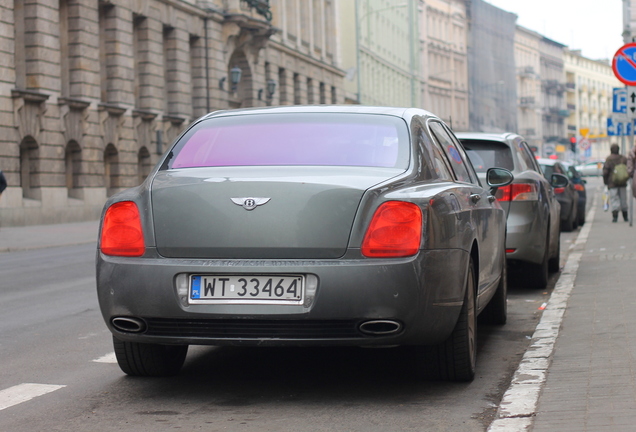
[[470, 194, 481, 203]]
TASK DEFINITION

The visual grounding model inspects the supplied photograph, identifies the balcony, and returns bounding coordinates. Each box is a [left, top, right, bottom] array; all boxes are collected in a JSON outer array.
[[567, 125, 577, 132], [518, 66, 535, 78], [567, 103, 576, 111], [519, 96, 536, 107], [565, 82, 576, 92], [524, 128, 536, 137]]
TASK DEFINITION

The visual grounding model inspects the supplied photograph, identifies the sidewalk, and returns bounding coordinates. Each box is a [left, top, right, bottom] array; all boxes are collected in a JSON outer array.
[[0, 219, 99, 253], [529, 187, 636, 430]]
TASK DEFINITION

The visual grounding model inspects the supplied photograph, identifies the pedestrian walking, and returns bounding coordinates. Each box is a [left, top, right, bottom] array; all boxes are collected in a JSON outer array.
[[628, 143, 636, 214], [603, 144, 629, 222], [0, 169, 6, 199]]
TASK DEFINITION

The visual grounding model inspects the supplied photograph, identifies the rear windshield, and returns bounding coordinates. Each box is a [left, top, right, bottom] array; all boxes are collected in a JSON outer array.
[[168, 113, 410, 169], [461, 140, 514, 173]]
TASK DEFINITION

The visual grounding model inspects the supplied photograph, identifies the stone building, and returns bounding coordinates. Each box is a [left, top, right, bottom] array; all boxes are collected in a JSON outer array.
[[465, 0, 517, 133], [564, 49, 621, 161], [539, 36, 567, 151], [0, 0, 344, 226], [420, 0, 469, 131], [338, 0, 420, 107], [514, 25, 542, 153]]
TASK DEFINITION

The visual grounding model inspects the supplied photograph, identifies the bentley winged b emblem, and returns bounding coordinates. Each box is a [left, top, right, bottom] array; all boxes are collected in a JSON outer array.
[[231, 197, 271, 211]]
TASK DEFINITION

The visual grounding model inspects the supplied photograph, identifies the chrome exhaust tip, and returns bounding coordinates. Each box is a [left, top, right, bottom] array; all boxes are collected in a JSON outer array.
[[359, 320, 403, 336], [111, 316, 147, 333]]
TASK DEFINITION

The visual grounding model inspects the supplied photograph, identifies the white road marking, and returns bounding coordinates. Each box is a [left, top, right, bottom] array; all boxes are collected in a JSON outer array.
[[488, 198, 597, 431], [93, 352, 117, 363], [0, 383, 66, 411]]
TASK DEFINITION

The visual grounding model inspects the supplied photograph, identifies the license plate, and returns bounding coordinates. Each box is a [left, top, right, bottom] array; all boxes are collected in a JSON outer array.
[[189, 274, 304, 304]]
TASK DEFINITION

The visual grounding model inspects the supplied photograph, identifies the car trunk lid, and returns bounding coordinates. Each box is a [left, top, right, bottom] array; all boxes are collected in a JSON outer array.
[[151, 166, 404, 259]]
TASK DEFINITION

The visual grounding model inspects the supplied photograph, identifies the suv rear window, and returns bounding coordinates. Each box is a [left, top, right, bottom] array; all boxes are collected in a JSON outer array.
[[168, 113, 410, 169], [460, 140, 514, 173]]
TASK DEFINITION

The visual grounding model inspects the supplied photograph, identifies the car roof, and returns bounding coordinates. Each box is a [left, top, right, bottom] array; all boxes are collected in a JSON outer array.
[[536, 158, 562, 166], [454, 131, 521, 142], [200, 105, 435, 120]]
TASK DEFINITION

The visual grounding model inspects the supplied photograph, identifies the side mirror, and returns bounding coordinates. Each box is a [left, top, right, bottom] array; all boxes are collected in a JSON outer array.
[[486, 167, 514, 194], [551, 173, 569, 188]]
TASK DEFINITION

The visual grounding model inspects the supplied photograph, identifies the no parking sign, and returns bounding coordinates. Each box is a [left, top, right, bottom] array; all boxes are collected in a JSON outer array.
[[613, 43, 636, 86]]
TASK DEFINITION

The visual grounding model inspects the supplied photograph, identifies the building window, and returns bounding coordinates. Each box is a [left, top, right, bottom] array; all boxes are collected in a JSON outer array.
[[132, 14, 146, 108], [190, 34, 204, 118], [19, 137, 39, 199], [138, 147, 151, 184], [14, 0, 26, 89], [104, 144, 118, 196], [279, 68, 288, 104], [99, 2, 115, 102], [163, 25, 176, 115], [65, 141, 81, 198], [307, 78, 314, 104], [319, 82, 326, 104], [294, 73, 301, 105]]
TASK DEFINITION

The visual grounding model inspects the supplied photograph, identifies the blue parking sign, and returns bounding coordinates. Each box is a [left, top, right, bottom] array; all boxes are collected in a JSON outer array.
[[613, 88, 627, 113]]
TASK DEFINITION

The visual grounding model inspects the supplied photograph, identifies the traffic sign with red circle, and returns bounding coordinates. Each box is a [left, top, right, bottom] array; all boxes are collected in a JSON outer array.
[[613, 43, 636, 86]]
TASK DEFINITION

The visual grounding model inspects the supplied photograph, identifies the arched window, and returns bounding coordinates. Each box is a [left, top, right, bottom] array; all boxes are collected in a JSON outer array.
[[138, 146, 151, 184], [104, 143, 119, 196], [19, 137, 39, 199], [65, 141, 81, 198]]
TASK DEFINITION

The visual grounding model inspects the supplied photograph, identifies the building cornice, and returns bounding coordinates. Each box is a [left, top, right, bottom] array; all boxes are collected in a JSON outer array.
[[268, 40, 346, 77]]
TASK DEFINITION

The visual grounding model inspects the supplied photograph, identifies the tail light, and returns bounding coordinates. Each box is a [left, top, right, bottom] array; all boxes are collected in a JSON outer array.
[[574, 183, 585, 192], [100, 201, 145, 257], [496, 183, 539, 202], [361, 201, 422, 258], [554, 187, 565, 194]]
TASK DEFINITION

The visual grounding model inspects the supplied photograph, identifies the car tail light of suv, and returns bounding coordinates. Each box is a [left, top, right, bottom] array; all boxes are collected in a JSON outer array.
[[496, 183, 539, 202], [100, 201, 145, 257], [361, 201, 422, 258]]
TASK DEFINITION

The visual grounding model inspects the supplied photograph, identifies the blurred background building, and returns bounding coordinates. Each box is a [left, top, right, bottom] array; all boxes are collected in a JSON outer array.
[[0, 0, 626, 225]]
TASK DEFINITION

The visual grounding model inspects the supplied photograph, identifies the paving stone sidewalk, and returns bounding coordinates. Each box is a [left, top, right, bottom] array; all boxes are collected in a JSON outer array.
[[532, 195, 636, 431]]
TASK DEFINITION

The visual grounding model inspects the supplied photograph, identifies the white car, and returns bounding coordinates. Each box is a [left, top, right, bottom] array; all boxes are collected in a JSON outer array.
[[575, 160, 604, 177]]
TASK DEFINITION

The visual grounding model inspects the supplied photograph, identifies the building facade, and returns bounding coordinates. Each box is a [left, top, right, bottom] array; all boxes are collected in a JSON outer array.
[[539, 37, 567, 153], [0, 0, 344, 226], [420, 0, 469, 131], [564, 49, 621, 161], [465, 0, 517, 133], [514, 25, 542, 153], [338, 0, 420, 106]]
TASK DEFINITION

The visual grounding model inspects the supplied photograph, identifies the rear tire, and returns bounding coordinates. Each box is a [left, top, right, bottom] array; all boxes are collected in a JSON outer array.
[[526, 233, 549, 289], [548, 229, 561, 273], [561, 204, 576, 232], [480, 253, 507, 325], [113, 336, 188, 377], [415, 258, 477, 382]]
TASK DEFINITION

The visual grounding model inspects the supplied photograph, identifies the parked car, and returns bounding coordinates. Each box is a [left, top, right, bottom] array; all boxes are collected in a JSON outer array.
[[96, 106, 514, 382], [561, 161, 587, 226], [458, 132, 564, 288], [537, 158, 580, 232], [575, 159, 604, 177]]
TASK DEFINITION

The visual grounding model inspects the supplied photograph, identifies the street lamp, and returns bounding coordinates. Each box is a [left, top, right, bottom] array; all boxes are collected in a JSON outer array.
[[266, 79, 277, 98], [230, 66, 242, 92]]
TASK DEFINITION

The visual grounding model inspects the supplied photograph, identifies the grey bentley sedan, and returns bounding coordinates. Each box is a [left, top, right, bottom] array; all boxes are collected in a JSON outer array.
[[96, 106, 513, 382]]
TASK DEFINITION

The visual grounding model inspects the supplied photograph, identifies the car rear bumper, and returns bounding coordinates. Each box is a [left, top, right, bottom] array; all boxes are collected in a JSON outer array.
[[96, 248, 469, 347], [504, 202, 546, 265]]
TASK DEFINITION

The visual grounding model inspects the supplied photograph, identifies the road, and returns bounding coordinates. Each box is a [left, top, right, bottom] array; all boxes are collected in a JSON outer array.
[[0, 190, 592, 431]]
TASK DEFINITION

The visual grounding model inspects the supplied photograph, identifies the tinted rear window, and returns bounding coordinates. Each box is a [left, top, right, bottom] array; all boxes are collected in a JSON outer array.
[[460, 139, 514, 172], [168, 113, 410, 169]]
